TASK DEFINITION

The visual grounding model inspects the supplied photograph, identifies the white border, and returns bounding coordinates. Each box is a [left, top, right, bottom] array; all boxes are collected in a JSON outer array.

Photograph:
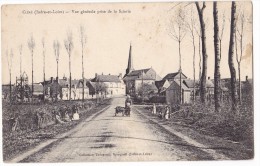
[[0, 1, 259, 166]]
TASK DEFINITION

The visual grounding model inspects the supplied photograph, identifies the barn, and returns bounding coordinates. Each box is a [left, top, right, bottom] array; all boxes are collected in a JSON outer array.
[[165, 80, 191, 105]]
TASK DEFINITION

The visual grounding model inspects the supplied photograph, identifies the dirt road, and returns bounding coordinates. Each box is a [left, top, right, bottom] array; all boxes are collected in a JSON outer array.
[[19, 96, 227, 162]]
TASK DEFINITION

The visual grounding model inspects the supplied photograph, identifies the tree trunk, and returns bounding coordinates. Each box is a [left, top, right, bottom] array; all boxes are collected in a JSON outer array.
[[213, 2, 221, 112], [238, 63, 241, 104], [179, 40, 182, 104], [31, 50, 34, 99], [43, 49, 45, 102], [198, 34, 202, 83], [9, 73, 12, 103], [69, 54, 71, 101], [57, 61, 59, 79], [82, 43, 85, 102], [228, 1, 237, 111], [192, 32, 196, 102], [196, 2, 208, 104]]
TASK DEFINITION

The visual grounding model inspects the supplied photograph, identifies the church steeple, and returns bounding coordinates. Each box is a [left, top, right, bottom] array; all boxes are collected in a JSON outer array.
[[125, 43, 134, 76]]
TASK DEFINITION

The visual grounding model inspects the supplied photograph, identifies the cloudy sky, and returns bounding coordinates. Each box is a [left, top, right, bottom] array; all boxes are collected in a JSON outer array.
[[1, 1, 252, 84]]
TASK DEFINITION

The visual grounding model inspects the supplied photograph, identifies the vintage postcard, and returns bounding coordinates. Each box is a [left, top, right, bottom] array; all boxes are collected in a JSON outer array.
[[1, 1, 253, 163]]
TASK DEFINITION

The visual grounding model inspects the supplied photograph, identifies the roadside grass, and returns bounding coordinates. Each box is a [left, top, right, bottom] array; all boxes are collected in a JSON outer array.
[[2, 98, 111, 161], [134, 98, 253, 160]]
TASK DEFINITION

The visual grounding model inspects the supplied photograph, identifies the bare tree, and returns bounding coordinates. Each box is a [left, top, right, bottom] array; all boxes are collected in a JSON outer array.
[[219, 11, 226, 61], [195, 26, 202, 83], [28, 35, 35, 98], [169, 7, 186, 104], [19, 45, 23, 77], [64, 30, 73, 101], [195, 2, 208, 104], [42, 38, 46, 101], [79, 25, 87, 102], [53, 40, 60, 79], [186, 6, 197, 102], [218, 11, 226, 102], [228, 1, 237, 112], [236, 9, 246, 104], [6, 48, 13, 102], [213, 2, 221, 112]]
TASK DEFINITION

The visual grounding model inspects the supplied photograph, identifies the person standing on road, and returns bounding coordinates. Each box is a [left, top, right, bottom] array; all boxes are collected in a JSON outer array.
[[125, 95, 132, 116], [164, 106, 170, 120]]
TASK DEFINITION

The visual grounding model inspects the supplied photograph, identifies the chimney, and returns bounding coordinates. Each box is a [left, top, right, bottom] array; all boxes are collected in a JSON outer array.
[[50, 77, 53, 83], [95, 73, 98, 78], [208, 76, 210, 80], [56, 77, 59, 83], [246, 75, 248, 81], [118, 73, 122, 79]]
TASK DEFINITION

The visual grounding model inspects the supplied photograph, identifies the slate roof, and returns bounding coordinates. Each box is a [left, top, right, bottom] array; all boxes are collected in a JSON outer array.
[[92, 74, 121, 83], [155, 80, 166, 89], [166, 80, 190, 91], [163, 72, 187, 80], [173, 80, 190, 91], [183, 79, 214, 89], [58, 79, 69, 88], [183, 79, 198, 88], [127, 68, 151, 76], [124, 68, 161, 81]]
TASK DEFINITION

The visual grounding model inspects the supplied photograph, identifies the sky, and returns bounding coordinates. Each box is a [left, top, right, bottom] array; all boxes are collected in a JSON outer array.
[[1, 1, 253, 84]]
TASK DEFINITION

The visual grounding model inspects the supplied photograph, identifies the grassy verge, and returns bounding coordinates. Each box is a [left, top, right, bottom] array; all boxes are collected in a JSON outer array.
[[2, 99, 111, 161], [134, 102, 253, 160]]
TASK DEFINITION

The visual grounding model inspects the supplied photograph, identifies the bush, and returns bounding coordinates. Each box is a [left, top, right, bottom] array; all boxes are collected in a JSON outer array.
[[2, 100, 95, 134], [170, 101, 253, 143]]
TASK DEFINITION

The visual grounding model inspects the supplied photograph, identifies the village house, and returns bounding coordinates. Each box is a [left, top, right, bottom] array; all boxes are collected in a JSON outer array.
[[155, 79, 171, 96], [162, 71, 188, 83], [166, 79, 191, 105], [32, 83, 44, 99], [123, 44, 161, 96], [42, 76, 90, 101], [74, 79, 90, 100], [90, 73, 126, 97]]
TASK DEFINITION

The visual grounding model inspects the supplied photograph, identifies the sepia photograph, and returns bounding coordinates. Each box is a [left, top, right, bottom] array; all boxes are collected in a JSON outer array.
[[0, 0, 256, 164]]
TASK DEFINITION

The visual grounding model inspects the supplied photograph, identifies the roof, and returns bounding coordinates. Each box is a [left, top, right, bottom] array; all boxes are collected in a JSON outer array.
[[71, 79, 79, 85], [163, 72, 187, 80], [155, 80, 171, 93], [167, 80, 190, 91], [174, 80, 190, 91], [155, 80, 166, 89], [127, 68, 151, 76], [77, 79, 90, 88], [58, 79, 69, 88], [92, 74, 121, 82], [124, 68, 161, 81], [183, 79, 198, 88], [86, 81, 96, 92]]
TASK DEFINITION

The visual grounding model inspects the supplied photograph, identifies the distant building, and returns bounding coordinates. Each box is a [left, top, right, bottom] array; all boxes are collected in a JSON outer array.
[[183, 78, 214, 101], [90, 73, 126, 97], [155, 79, 171, 96], [32, 83, 43, 96], [42, 76, 91, 101], [162, 71, 187, 83], [74, 79, 90, 100], [166, 80, 191, 104], [123, 44, 161, 96]]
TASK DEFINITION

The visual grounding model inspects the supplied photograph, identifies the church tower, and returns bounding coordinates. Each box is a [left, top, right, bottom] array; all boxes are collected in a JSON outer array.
[[125, 43, 134, 76]]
